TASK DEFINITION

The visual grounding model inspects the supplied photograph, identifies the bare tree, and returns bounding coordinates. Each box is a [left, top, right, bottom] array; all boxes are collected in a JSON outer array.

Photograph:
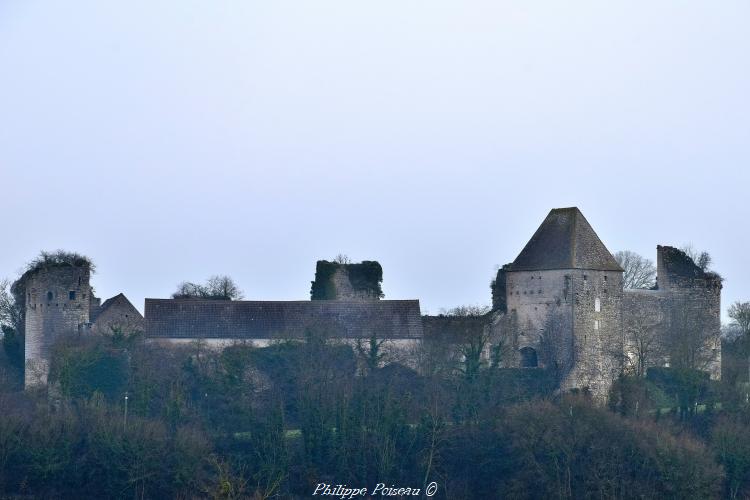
[[624, 308, 666, 378], [681, 244, 713, 272], [729, 301, 750, 336], [333, 253, 351, 264], [205, 275, 244, 300], [728, 301, 750, 384], [614, 251, 656, 289], [0, 279, 22, 333], [667, 297, 720, 373], [441, 306, 491, 381], [441, 304, 490, 317], [420, 306, 493, 380], [172, 275, 243, 300]]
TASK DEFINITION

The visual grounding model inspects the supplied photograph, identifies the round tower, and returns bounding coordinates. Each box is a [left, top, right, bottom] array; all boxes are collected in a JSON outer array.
[[21, 262, 93, 388]]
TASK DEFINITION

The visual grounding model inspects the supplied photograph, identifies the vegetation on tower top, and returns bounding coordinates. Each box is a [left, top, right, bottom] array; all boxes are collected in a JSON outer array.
[[310, 259, 384, 300], [12, 250, 94, 294]]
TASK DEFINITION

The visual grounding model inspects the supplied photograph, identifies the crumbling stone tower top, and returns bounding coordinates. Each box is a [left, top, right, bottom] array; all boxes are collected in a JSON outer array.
[[310, 260, 384, 301]]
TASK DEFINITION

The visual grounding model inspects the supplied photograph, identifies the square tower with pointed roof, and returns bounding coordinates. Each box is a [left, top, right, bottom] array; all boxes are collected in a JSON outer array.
[[502, 207, 625, 399]]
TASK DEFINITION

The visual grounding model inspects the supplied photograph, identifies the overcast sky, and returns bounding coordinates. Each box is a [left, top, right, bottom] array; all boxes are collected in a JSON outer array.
[[1, 1, 748, 321]]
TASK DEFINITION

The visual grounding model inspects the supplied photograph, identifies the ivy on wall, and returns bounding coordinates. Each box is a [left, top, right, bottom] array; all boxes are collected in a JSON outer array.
[[490, 264, 511, 313], [310, 261, 338, 300], [310, 260, 384, 300], [347, 261, 384, 298]]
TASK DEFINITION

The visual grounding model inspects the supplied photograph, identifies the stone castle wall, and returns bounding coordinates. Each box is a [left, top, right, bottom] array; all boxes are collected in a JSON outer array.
[[330, 268, 376, 301], [568, 270, 623, 399]]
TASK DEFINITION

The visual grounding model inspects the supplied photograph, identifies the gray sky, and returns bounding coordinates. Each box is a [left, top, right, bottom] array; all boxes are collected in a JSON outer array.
[[1, 1, 748, 321]]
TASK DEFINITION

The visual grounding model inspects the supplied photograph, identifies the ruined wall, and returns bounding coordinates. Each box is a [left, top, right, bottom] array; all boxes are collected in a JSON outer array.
[[656, 246, 722, 379], [620, 246, 722, 380], [22, 265, 92, 387]]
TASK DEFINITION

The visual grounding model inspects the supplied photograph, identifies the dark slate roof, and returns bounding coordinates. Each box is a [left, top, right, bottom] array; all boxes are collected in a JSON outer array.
[[510, 207, 623, 272], [144, 299, 423, 340]]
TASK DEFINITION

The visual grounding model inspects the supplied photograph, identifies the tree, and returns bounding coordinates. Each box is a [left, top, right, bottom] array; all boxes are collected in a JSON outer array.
[[0, 279, 24, 383], [354, 335, 388, 374], [172, 275, 243, 300], [729, 302, 750, 337], [729, 301, 750, 385], [333, 253, 351, 264], [442, 305, 491, 381], [624, 307, 666, 378], [205, 275, 243, 300], [681, 244, 713, 272], [614, 250, 656, 289], [0, 279, 22, 334]]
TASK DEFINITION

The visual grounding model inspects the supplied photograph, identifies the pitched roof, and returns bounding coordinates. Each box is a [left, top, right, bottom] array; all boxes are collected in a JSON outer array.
[[90, 293, 143, 324], [144, 299, 423, 340], [510, 207, 623, 272], [98, 293, 127, 312]]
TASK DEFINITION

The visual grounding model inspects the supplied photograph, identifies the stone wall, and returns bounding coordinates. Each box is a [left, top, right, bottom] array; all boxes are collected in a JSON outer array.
[[619, 246, 721, 380], [505, 269, 574, 373], [90, 294, 144, 336], [568, 270, 624, 399], [622, 289, 669, 375], [330, 268, 375, 301]]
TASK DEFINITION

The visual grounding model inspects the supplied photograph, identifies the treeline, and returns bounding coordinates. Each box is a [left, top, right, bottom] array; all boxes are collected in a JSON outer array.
[[3, 329, 750, 499]]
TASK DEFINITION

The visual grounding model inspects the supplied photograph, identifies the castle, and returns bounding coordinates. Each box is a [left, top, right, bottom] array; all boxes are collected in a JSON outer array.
[[13, 207, 722, 400]]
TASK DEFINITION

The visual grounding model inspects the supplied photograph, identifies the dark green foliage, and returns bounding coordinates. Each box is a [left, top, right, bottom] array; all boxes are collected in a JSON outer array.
[[310, 260, 384, 299], [648, 367, 713, 418], [494, 399, 722, 499], [712, 414, 750, 499], [2, 327, 750, 498], [0, 399, 213, 499], [346, 261, 384, 297], [1, 325, 23, 373], [608, 374, 674, 417], [310, 260, 338, 299], [490, 264, 510, 312], [49, 339, 128, 401]]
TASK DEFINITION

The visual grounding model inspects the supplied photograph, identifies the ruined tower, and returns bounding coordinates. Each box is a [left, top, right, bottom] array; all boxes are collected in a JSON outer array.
[[310, 260, 384, 301], [502, 207, 625, 399], [18, 260, 93, 388], [655, 245, 722, 377]]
